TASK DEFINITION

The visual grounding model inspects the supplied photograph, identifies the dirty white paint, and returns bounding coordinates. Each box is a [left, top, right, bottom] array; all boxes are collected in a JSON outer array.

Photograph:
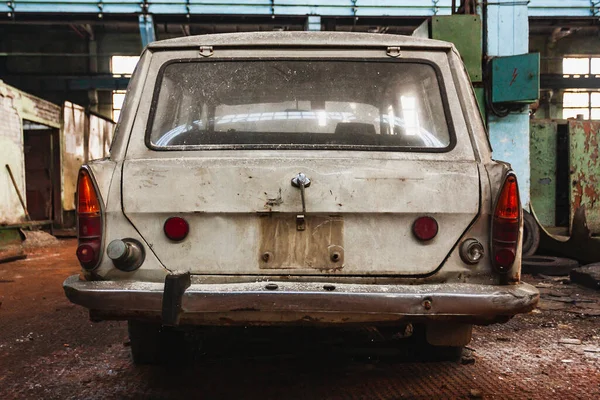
[[0, 81, 61, 225], [111, 36, 485, 277], [122, 158, 480, 276]]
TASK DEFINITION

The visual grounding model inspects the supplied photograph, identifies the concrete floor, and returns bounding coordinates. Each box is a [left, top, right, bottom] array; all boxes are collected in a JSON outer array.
[[1, 239, 599, 399]]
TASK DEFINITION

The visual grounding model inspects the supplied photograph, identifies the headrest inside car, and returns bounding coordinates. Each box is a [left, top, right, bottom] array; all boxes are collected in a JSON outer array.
[[334, 122, 376, 137]]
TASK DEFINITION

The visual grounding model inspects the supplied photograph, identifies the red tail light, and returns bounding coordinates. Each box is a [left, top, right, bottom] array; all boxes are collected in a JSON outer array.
[[164, 217, 189, 241], [413, 216, 438, 241], [76, 168, 103, 270], [491, 174, 521, 273]]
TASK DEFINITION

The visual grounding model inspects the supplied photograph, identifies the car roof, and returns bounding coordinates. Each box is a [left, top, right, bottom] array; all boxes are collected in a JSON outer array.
[[147, 31, 453, 50]]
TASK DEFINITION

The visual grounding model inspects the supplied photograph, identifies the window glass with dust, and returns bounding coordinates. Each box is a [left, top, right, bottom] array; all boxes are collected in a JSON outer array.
[[148, 60, 452, 150]]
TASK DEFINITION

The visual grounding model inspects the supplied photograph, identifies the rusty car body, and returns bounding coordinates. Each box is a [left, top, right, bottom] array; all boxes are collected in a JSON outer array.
[[63, 32, 539, 363]]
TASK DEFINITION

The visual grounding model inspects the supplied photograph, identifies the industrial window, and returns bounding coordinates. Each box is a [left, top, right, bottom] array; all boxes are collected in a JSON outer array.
[[562, 57, 600, 120], [111, 56, 139, 121]]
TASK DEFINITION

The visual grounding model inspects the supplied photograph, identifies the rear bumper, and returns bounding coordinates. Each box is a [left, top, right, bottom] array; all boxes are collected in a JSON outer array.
[[63, 275, 539, 325]]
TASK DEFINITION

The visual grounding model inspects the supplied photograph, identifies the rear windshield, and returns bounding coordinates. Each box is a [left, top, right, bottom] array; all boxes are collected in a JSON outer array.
[[148, 60, 452, 151]]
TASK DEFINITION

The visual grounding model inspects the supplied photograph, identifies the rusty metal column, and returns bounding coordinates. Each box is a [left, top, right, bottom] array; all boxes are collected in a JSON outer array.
[[484, 0, 531, 206]]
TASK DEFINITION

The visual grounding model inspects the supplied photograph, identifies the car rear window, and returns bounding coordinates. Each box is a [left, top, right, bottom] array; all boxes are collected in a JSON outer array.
[[147, 60, 453, 151]]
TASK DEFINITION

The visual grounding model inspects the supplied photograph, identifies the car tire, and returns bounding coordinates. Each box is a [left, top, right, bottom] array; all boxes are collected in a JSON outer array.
[[522, 211, 540, 257], [128, 321, 188, 365], [522, 255, 579, 276]]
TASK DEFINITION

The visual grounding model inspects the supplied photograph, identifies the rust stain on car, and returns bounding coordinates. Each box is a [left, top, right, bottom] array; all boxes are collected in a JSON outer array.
[[258, 214, 344, 270], [265, 188, 284, 207]]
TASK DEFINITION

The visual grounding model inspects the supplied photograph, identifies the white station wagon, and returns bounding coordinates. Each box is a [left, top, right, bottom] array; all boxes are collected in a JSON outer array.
[[64, 32, 539, 363]]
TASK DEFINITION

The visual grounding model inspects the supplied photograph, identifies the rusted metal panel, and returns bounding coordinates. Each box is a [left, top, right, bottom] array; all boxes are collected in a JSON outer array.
[[259, 215, 344, 270], [569, 120, 600, 234], [529, 121, 557, 226], [23, 131, 53, 220]]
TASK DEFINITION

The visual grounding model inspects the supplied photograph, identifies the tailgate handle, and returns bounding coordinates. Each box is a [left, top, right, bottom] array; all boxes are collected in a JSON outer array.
[[291, 173, 311, 231]]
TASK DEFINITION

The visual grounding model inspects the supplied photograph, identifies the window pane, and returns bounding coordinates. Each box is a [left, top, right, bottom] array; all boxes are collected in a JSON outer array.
[[592, 58, 600, 75], [563, 92, 589, 107], [112, 92, 126, 110], [112, 109, 121, 122], [111, 56, 139, 75], [591, 92, 600, 107], [563, 58, 590, 75], [149, 61, 451, 150], [563, 108, 589, 119], [592, 108, 600, 120]]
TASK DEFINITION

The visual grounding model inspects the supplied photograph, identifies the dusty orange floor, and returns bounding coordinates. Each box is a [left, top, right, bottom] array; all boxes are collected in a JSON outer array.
[[0, 239, 599, 399]]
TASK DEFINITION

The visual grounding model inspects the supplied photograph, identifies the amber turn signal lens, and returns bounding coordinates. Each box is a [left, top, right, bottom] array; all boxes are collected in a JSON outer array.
[[76, 168, 103, 271], [78, 169, 101, 214], [413, 216, 438, 241], [495, 176, 519, 220], [164, 217, 189, 241]]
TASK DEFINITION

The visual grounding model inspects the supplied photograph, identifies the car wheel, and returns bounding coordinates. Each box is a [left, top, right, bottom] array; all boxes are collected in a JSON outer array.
[[522, 211, 540, 257], [522, 255, 579, 276], [128, 321, 188, 365]]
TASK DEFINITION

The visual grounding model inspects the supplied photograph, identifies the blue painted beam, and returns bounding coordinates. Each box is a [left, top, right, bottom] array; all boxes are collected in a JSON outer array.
[[305, 15, 321, 31], [0, 1, 597, 17], [484, 0, 531, 207], [139, 14, 156, 48], [0, 0, 455, 16]]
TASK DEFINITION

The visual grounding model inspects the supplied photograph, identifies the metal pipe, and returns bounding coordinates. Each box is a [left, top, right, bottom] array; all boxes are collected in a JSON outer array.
[[5, 164, 31, 221]]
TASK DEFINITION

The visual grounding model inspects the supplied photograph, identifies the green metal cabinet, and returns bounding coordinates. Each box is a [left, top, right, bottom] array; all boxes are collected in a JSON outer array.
[[430, 15, 482, 83], [569, 120, 600, 235], [490, 53, 540, 104], [530, 121, 557, 226]]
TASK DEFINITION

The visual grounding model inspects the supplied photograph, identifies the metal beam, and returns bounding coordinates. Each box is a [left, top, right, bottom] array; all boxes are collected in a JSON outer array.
[[541, 74, 600, 89], [0, 1, 597, 18], [305, 15, 321, 31], [484, 0, 531, 206], [1, 75, 130, 91], [139, 14, 156, 47]]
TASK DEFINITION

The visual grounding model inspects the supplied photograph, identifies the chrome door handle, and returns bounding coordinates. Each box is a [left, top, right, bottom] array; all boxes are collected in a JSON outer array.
[[291, 173, 311, 231]]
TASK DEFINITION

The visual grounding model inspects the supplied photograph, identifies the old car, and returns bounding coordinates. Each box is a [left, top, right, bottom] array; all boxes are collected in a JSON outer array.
[[64, 32, 539, 364]]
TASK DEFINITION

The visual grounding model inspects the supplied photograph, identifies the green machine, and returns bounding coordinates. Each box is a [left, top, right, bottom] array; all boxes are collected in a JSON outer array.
[[413, 15, 485, 118], [413, 15, 540, 119]]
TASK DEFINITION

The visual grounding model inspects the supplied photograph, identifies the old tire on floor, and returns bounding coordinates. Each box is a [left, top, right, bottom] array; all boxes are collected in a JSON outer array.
[[128, 321, 187, 365], [522, 256, 579, 276], [522, 211, 540, 257]]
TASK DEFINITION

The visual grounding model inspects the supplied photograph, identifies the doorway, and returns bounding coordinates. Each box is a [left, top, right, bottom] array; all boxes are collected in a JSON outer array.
[[23, 121, 60, 222]]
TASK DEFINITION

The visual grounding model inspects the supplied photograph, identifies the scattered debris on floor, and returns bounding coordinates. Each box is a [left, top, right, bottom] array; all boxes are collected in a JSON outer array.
[[570, 264, 600, 290], [559, 338, 582, 345], [1, 240, 599, 399], [21, 230, 60, 248], [0, 245, 26, 264]]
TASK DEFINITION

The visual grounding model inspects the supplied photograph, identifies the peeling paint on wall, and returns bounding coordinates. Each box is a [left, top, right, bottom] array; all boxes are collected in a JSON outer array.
[[530, 121, 557, 226], [62, 102, 113, 212], [0, 81, 114, 226], [0, 81, 61, 225], [570, 120, 600, 234]]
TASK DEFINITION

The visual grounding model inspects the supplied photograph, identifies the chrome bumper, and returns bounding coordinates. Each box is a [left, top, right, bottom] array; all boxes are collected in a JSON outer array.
[[63, 275, 539, 325]]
